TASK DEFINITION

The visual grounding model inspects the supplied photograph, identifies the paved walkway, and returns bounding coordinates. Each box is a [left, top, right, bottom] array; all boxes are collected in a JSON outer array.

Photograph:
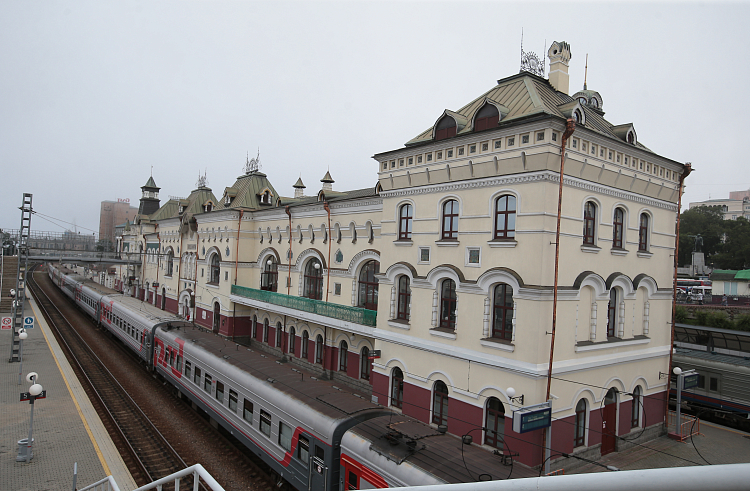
[[1, 290, 136, 491], [573, 419, 750, 473]]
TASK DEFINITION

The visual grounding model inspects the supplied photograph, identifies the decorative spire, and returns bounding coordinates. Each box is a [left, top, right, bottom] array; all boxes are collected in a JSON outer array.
[[293, 177, 306, 198], [244, 148, 261, 174], [584, 53, 588, 90], [321, 170, 334, 192], [196, 169, 208, 188], [519, 28, 545, 78]]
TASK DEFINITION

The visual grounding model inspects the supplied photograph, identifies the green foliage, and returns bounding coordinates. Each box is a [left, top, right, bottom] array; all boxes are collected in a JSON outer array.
[[735, 314, 750, 332], [694, 310, 709, 326], [675, 306, 688, 323], [678, 207, 750, 269], [706, 311, 732, 330]]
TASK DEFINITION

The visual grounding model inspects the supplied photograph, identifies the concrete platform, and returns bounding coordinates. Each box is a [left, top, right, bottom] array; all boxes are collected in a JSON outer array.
[[1, 289, 136, 491]]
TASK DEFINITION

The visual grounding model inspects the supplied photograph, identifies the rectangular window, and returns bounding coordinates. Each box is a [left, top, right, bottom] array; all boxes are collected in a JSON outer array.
[[194, 367, 202, 385], [482, 142, 488, 151], [536, 132, 544, 141], [417, 155, 422, 163], [390, 160, 395, 168], [225, 271, 228, 281], [447, 149, 453, 158], [591, 145, 597, 155], [243, 399, 253, 424], [426, 153, 432, 161], [507, 137, 515, 146], [552, 132, 558, 142], [279, 422, 293, 452], [298, 434, 310, 463], [175, 355, 182, 372], [572, 139, 578, 148], [260, 410, 272, 436], [216, 381, 224, 403], [382, 162, 387, 170], [436, 151, 442, 159], [494, 140, 501, 149], [399, 159, 404, 167], [458, 147, 465, 155], [419, 247, 430, 263], [697, 374, 705, 389], [521, 135, 529, 144], [229, 390, 238, 412], [608, 151, 613, 160], [467, 248, 480, 265], [408, 157, 413, 165], [184, 361, 192, 379], [709, 377, 719, 392], [582, 142, 587, 152], [616, 154, 621, 163], [469, 144, 476, 153], [201, 268, 204, 277], [204, 373, 212, 393], [334, 283, 341, 295]]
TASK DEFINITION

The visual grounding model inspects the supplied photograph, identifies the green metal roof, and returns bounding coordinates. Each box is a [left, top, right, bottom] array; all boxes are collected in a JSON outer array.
[[734, 270, 750, 280], [221, 171, 279, 210]]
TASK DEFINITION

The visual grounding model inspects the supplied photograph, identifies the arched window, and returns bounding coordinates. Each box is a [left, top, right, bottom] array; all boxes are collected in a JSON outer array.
[[289, 326, 296, 356], [613, 208, 625, 249], [494, 195, 516, 240], [638, 214, 649, 252], [166, 250, 174, 276], [391, 367, 404, 409], [339, 340, 348, 372], [398, 204, 413, 240], [492, 283, 513, 340], [474, 103, 499, 132], [315, 335, 324, 364], [263, 319, 269, 343], [441, 200, 459, 240], [583, 201, 597, 245], [358, 260, 380, 310], [574, 399, 587, 447], [209, 253, 221, 284], [303, 260, 323, 300], [631, 386, 642, 428], [435, 115, 457, 140], [485, 398, 505, 449], [439, 279, 457, 330], [301, 331, 309, 358], [212, 302, 220, 332], [432, 380, 449, 426], [397, 276, 410, 321], [360, 346, 371, 380], [261, 256, 278, 292], [276, 322, 283, 347], [607, 289, 618, 337]]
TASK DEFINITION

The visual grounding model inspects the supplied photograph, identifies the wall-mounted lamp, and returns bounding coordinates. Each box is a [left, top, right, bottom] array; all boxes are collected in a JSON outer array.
[[506, 387, 524, 405]]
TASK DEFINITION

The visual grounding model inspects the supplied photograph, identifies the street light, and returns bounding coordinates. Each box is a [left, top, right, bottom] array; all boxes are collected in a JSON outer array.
[[17, 329, 27, 385], [19, 372, 46, 463]]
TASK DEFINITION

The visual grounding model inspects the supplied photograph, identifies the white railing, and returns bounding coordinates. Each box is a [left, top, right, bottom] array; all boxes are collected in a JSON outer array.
[[78, 476, 121, 491], [133, 464, 225, 491]]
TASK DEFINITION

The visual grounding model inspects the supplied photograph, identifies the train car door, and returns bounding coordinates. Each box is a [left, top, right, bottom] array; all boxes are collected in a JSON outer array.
[[601, 388, 618, 455], [308, 445, 328, 490]]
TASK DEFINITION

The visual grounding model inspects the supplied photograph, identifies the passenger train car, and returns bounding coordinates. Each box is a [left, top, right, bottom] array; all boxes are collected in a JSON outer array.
[[46, 263, 529, 489], [672, 323, 750, 431]]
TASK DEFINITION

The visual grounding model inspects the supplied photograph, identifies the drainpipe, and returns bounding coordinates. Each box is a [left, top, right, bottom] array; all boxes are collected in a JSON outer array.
[[666, 163, 692, 423], [543, 118, 575, 472], [155, 229, 160, 306], [285, 206, 292, 295]]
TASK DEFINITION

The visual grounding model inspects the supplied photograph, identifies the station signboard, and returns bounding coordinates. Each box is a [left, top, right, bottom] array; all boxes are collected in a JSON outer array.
[[512, 403, 552, 434]]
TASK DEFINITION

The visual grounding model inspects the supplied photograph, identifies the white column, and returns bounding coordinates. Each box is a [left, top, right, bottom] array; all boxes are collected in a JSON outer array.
[[618, 300, 626, 338], [511, 301, 517, 343], [643, 301, 650, 336], [482, 297, 490, 338], [590, 301, 598, 342], [390, 286, 396, 319], [431, 291, 438, 327]]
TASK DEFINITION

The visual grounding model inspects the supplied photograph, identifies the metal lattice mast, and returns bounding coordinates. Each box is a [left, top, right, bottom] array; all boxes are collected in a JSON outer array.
[[9, 193, 32, 362]]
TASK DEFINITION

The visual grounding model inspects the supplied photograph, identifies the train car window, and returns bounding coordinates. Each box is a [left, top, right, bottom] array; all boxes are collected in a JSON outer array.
[[194, 367, 202, 385], [348, 471, 358, 490], [697, 374, 705, 389], [243, 399, 254, 423], [710, 377, 719, 392], [185, 361, 192, 379], [298, 435, 309, 464], [216, 381, 225, 403], [204, 374, 213, 393], [260, 410, 272, 436], [175, 355, 182, 371], [279, 422, 293, 451], [229, 390, 238, 412], [315, 446, 325, 461]]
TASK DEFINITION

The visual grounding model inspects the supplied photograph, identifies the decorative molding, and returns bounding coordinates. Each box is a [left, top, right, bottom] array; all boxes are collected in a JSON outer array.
[[380, 171, 679, 212], [575, 336, 650, 352], [479, 339, 515, 352]]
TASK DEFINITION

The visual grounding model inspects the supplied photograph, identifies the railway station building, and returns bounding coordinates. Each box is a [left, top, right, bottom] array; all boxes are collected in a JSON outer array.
[[120, 41, 686, 468]]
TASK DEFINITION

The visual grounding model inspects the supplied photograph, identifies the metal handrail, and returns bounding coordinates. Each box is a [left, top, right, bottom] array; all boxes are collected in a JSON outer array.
[[78, 476, 121, 491], [231, 284, 377, 326], [133, 464, 225, 491]]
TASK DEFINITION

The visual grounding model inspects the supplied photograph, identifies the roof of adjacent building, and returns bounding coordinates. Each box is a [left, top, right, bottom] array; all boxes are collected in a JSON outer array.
[[404, 71, 651, 152], [711, 269, 750, 281]]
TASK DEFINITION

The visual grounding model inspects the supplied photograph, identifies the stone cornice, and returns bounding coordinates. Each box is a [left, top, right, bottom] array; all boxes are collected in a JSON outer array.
[[380, 171, 679, 212]]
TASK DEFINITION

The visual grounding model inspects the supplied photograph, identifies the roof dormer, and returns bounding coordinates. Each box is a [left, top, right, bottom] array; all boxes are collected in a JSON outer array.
[[433, 110, 468, 141], [471, 98, 509, 132]]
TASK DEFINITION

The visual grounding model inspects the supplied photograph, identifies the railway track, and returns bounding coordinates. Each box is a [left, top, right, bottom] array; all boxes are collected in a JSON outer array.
[[28, 267, 198, 489]]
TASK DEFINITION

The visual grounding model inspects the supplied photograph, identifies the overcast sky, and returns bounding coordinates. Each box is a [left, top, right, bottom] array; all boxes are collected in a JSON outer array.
[[1, 1, 747, 235]]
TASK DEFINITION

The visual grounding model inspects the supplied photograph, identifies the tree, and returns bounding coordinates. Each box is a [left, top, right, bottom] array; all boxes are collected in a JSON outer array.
[[677, 206, 725, 266], [710, 217, 750, 270]]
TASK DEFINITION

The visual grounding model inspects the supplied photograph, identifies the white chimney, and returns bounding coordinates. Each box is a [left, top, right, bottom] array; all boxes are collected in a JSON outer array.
[[548, 41, 572, 95]]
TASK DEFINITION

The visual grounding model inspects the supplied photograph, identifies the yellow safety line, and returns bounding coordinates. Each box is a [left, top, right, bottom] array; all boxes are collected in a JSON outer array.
[[30, 296, 113, 476]]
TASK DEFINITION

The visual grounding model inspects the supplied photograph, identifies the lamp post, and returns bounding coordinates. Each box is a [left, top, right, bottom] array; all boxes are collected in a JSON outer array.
[[17, 329, 27, 385], [19, 372, 46, 463]]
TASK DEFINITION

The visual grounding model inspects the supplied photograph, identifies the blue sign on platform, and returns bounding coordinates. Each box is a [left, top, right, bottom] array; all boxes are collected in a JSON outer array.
[[23, 317, 34, 329]]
